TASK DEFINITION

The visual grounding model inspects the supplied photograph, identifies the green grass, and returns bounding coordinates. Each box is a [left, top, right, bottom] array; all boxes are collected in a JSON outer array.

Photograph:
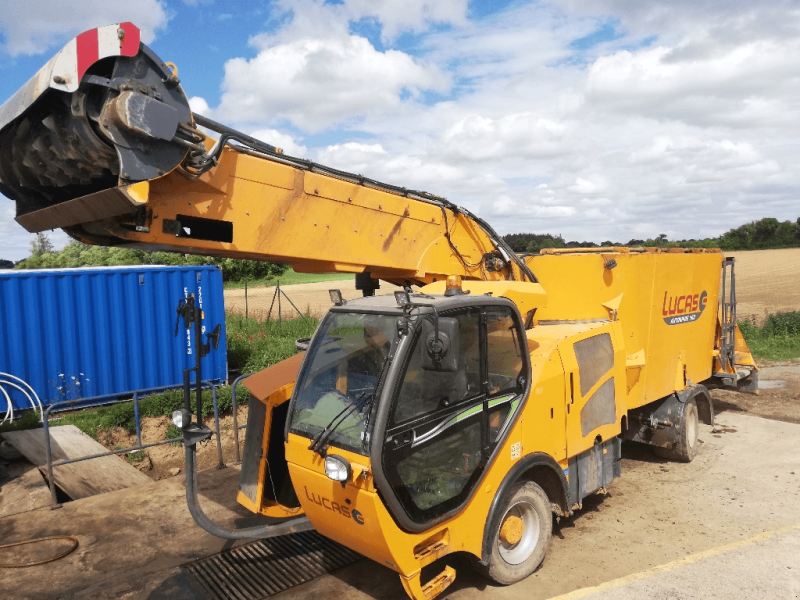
[[223, 267, 353, 290], [166, 424, 183, 446], [0, 384, 250, 440], [739, 311, 800, 362], [125, 450, 146, 464], [226, 313, 319, 373]]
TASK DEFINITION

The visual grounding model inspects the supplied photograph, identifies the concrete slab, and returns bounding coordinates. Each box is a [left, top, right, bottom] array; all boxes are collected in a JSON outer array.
[[1, 425, 152, 500], [0, 459, 51, 518], [0, 411, 798, 600], [549, 524, 800, 600], [276, 412, 800, 600]]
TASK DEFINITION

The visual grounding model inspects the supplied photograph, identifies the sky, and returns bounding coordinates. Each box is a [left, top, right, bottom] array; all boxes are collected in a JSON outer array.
[[1, 0, 798, 261]]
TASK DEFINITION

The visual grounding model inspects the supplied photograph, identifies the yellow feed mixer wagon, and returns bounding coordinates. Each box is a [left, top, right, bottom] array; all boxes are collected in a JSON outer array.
[[0, 23, 757, 600]]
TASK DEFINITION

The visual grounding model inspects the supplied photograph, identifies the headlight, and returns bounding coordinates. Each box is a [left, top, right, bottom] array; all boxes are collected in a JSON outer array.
[[172, 408, 192, 429], [324, 454, 352, 483]]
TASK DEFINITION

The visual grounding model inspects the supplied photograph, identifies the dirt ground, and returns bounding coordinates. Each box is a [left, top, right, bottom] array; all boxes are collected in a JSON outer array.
[[710, 360, 800, 425], [724, 247, 800, 324], [1, 401, 798, 600], [1, 366, 798, 599], [95, 407, 250, 481]]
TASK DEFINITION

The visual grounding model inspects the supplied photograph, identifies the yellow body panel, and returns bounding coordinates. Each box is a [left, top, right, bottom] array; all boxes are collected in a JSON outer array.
[[285, 407, 532, 579], [528, 249, 725, 409], [70, 149, 528, 286]]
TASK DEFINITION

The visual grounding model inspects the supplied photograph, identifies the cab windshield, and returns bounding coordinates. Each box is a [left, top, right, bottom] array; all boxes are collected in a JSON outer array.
[[288, 312, 396, 454]]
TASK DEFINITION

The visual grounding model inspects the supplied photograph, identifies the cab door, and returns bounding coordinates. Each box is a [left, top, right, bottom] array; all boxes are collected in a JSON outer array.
[[380, 304, 528, 526]]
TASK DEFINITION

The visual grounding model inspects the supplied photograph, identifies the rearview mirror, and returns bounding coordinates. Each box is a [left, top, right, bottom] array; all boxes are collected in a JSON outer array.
[[421, 317, 460, 372]]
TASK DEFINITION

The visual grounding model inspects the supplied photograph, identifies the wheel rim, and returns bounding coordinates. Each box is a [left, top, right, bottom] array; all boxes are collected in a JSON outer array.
[[687, 404, 698, 449], [498, 501, 540, 565]]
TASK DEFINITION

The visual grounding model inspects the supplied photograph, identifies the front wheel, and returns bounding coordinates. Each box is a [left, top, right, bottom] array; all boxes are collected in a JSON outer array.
[[473, 481, 552, 585]]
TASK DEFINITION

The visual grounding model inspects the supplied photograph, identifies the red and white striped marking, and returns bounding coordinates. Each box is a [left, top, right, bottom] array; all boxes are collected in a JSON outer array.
[[47, 22, 141, 92], [0, 23, 142, 130]]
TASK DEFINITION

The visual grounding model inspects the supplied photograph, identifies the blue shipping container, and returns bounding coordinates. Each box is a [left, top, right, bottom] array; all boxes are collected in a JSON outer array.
[[0, 265, 227, 414]]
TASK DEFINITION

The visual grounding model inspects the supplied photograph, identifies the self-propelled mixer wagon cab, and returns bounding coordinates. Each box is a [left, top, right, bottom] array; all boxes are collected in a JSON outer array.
[[240, 278, 559, 599]]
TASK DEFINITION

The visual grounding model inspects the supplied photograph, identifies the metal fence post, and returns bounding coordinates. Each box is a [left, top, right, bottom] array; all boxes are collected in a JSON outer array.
[[212, 385, 225, 469], [230, 373, 251, 464], [277, 281, 282, 326], [133, 392, 142, 447], [245, 279, 248, 320], [42, 404, 62, 509]]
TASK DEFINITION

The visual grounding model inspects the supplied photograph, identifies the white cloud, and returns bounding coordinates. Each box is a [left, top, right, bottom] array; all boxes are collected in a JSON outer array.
[[343, 0, 468, 40], [315, 142, 505, 196], [0, 0, 169, 56], [216, 33, 447, 132], [436, 113, 572, 162], [188, 96, 211, 116], [250, 129, 307, 158]]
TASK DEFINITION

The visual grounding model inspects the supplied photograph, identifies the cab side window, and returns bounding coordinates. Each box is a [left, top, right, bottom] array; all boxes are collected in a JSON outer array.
[[486, 307, 524, 442], [486, 307, 523, 395]]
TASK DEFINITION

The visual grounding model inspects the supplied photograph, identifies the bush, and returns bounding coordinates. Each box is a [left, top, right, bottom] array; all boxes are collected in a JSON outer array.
[[739, 311, 800, 361]]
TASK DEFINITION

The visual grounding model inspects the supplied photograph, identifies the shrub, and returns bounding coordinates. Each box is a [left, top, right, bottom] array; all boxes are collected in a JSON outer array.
[[738, 311, 800, 361]]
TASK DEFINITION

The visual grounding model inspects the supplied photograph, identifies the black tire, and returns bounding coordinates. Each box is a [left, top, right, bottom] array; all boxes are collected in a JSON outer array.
[[654, 397, 699, 462], [472, 481, 552, 585]]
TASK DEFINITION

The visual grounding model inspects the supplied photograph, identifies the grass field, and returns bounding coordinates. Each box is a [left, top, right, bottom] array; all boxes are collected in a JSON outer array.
[[223, 267, 353, 290], [739, 311, 800, 362]]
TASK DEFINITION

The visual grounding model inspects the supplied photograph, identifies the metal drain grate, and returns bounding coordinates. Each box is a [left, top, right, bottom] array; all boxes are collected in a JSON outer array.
[[184, 531, 363, 599]]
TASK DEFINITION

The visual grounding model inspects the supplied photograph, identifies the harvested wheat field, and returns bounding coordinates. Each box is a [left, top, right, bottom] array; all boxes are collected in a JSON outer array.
[[224, 248, 799, 323], [725, 247, 800, 324], [225, 279, 400, 320]]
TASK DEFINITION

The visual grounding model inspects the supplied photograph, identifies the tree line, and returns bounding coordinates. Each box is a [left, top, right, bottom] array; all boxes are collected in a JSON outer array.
[[503, 216, 800, 254], [11, 236, 286, 282], [4, 216, 798, 273]]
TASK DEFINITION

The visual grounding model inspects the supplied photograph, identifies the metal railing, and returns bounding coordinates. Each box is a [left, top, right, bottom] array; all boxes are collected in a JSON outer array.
[[41, 380, 224, 509]]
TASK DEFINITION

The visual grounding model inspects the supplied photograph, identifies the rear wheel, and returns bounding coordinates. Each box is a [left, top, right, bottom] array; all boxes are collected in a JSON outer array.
[[655, 397, 699, 462], [473, 481, 552, 585]]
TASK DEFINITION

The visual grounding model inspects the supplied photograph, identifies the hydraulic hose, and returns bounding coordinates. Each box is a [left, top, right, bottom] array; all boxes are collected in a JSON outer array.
[[184, 445, 314, 540]]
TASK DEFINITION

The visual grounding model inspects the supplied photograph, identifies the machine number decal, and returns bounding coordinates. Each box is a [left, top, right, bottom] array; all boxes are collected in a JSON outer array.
[[510, 442, 521, 460], [662, 290, 707, 325]]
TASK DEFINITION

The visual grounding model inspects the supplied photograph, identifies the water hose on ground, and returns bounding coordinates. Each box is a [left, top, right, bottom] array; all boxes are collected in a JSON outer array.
[[0, 536, 78, 567]]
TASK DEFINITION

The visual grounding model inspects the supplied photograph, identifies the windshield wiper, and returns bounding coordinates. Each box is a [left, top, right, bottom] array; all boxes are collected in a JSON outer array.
[[308, 391, 374, 457]]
